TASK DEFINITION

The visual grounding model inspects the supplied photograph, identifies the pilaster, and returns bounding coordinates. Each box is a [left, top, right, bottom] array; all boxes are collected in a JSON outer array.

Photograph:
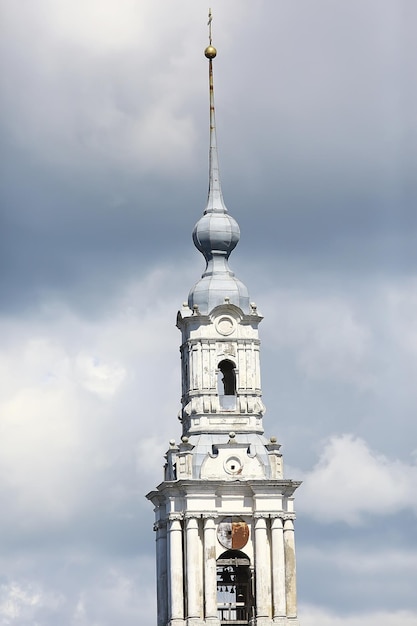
[[254, 514, 271, 621], [168, 513, 185, 625], [270, 515, 286, 620], [185, 514, 202, 621], [283, 516, 297, 619], [203, 514, 220, 624], [154, 519, 168, 626]]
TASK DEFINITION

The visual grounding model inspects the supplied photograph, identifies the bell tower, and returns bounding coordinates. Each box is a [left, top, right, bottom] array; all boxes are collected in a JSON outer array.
[[147, 12, 301, 626]]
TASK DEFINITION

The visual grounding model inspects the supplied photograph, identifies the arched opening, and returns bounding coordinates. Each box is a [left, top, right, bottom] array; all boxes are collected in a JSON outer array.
[[217, 360, 236, 410], [217, 550, 254, 624], [218, 360, 236, 395]]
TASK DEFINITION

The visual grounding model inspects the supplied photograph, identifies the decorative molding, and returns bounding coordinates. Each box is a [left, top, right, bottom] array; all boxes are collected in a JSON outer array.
[[202, 512, 218, 520], [184, 512, 202, 520], [268, 512, 296, 521], [168, 513, 183, 522]]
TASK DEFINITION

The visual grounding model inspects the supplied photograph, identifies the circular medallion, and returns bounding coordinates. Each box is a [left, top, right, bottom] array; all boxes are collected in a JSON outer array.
[[215, 316, 235, 336], [217, 517, 249, 550], [224, 455, 243, 475]]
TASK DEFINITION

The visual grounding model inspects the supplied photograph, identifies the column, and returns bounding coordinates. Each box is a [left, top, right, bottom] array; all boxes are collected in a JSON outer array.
[[283, 516, 297, 618], [168, 514, 184, 624], [254, 514, 271, 620], [270, 515, 286, 619], [203, 515, 219, 623], [154, 519, 168, 626], [185, 514, 201, 619]]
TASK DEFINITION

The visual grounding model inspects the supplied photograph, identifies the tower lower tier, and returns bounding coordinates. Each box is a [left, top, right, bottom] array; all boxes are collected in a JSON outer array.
[[147, 479, 301, 626]]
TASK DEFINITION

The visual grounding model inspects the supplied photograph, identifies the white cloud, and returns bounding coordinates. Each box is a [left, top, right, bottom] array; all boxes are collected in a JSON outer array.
[[1, 268, 416, 622], [300, 434, 417, 524], [74, 352, 126, 397], [0, 384, 85, 524], [136, 437, 168, 479], [0, 0, 242, 177], [300, 605, 417, 626], [384, 280, 417, 359], [0, 560, 156, 626], [262, 289, 373, 387], [301, 544, 417, 576], [68, 564, 156, 626], [37, 0, 150, 53], [0, 270, 181, 529], [0, 582, 63, 625]]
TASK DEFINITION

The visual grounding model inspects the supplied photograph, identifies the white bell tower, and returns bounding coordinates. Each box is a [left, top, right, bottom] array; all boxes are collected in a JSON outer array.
[[147, 12, 301, 626]]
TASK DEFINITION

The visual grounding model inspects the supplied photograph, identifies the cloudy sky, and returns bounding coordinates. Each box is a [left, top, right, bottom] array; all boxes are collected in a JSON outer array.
[[1, 0, 417, 624]]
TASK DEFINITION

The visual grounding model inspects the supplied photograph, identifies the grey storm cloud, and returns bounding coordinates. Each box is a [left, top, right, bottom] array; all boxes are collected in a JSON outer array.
[[1, 1, 417, 625], [1, 0, 416, 315]]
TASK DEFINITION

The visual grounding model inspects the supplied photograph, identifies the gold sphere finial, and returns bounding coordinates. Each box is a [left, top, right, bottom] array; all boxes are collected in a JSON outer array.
[[205, 45, 217, 59]]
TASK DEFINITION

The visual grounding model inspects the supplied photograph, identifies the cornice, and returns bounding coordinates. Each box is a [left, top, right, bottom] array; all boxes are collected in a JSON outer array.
[[154, 478, 302, 496], [168, 512, 184, 522], [184, 512, 202, 520], [202, 512, 219, 520]]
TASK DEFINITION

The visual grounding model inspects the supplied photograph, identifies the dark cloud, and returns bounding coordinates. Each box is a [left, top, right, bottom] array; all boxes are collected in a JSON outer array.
[[1, 1, 416, 318], [1, 2, 416, 624], [297, 513, 417, 613]]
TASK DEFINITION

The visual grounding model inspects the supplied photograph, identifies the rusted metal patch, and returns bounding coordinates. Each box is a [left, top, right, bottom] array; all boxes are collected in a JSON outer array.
[[231, 521, 249, 549], [217, 517, 249, 550]]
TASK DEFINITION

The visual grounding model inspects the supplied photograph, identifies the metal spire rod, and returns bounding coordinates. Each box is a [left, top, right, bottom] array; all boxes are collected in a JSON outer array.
[[208, 8, 213, 45], [204, 10, 226, 213]]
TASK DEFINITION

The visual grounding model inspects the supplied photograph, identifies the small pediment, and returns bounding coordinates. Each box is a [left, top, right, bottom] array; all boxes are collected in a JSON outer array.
[[200, 442, 266, 480]]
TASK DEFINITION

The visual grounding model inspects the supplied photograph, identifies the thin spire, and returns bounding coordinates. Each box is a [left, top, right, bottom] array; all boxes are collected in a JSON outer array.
[[204, 10, 226, 214], [188, 11, 249, 314], [208, 7, 213, 45]]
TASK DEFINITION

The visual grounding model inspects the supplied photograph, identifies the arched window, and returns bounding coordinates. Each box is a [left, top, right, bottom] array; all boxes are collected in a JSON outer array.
[[217, 550, 254, 624], [218, 360, 236, 396]]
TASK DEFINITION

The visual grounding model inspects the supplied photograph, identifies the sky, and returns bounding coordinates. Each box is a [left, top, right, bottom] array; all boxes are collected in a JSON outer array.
[[1, 0, 417, 624]]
